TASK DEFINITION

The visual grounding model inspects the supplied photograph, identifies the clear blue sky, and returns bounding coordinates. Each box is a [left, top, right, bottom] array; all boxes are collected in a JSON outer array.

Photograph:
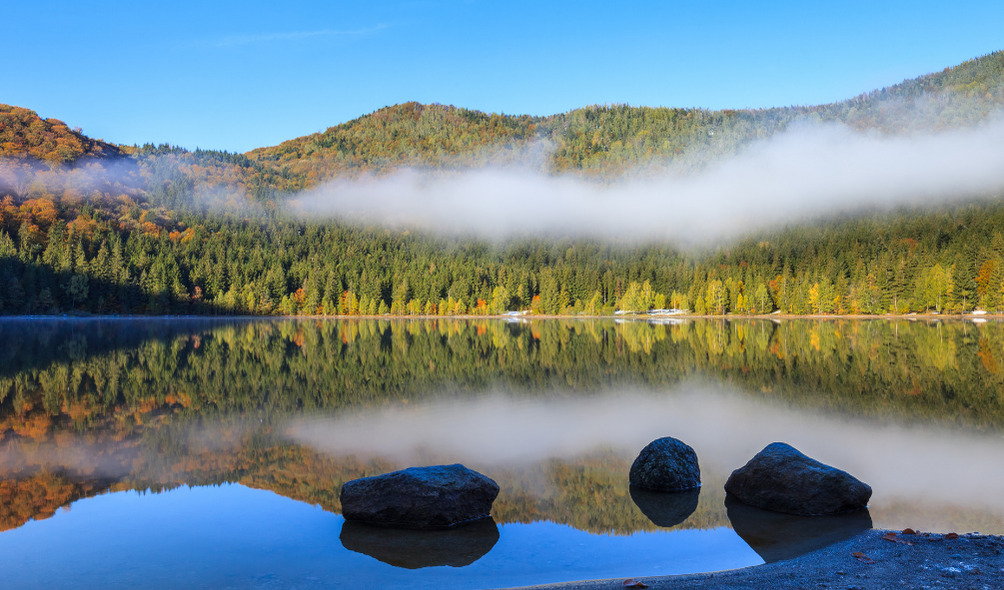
[[4, 0, 1002, 153]]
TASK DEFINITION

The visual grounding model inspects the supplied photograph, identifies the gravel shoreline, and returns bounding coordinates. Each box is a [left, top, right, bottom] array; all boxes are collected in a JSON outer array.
[[502, 529, 1004, 590]]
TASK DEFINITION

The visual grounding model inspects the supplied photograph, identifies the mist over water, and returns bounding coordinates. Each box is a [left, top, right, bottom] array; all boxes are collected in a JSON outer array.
[[286, 383, 1004, 531], [290, 118, 1004, 243], [0, 420, 249, 483]]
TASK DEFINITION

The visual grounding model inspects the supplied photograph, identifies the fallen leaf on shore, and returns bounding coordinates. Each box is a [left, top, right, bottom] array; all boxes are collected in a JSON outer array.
[[852, 551, 875, 564], [882, 532, 913, 545], [623, 580, 648, 589], [945, 532, 959, 540]]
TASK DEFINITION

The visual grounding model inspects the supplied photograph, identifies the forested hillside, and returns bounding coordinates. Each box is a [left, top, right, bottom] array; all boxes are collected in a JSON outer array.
[[542, 51, 1004, 175], [247, 52, 1004, 180], [0, 51, 1002, 316], [248, 102, 542, 187], [0, 105, 122, 164]]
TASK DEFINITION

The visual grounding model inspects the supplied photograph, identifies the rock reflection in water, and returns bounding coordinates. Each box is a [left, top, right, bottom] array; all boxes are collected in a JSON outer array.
[[725, 495, 872, 562], [339, 517, 500, 569], [629, 486, 701, 528]]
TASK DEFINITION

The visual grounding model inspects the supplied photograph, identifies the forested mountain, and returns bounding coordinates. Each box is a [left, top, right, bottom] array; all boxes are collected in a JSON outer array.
[[248, 102, 542, 187], [247, 51, 1004, 180], [539, 50, 1004, 175], [0, 51, 1002, 316]]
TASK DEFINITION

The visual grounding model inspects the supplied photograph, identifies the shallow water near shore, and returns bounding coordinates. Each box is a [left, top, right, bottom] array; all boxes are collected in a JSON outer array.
[[0, 484, 763, 589], [1, 317, 1002, 588]]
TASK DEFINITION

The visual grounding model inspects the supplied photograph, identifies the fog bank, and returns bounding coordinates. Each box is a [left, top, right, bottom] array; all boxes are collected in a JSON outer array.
[[289, 118, 1004, 243]]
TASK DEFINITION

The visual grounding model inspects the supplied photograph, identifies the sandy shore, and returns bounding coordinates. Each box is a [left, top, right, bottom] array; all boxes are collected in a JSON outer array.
[[502, 529, 1003, 590]]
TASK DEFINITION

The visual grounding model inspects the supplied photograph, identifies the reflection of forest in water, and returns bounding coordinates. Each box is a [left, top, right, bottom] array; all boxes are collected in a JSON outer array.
[[1, 317, 1002, 536]]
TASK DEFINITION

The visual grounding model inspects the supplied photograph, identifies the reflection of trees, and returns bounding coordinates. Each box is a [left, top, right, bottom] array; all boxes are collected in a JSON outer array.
[[4, 318, 1004, 431], [0, 472, 108, 532], [485, 452, 725, 534], [0, 434, 732, 535], [2, 318, 1004, 533]]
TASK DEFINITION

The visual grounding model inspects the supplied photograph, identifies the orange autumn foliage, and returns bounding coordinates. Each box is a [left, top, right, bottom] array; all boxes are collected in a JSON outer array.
[[0, 473, 83, 532], [19, 197, 59, 227]]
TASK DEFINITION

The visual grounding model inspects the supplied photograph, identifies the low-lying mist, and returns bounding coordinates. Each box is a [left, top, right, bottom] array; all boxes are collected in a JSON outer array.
[[6, 104, 1004, 249], [289, 117, 1004, 244]]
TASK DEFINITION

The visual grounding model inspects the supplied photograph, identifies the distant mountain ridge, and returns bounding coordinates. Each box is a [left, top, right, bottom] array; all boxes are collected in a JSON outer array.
[[1, 51, 1001, 184], [247, 102, 541, 185], [247, 50, 1004, 181]]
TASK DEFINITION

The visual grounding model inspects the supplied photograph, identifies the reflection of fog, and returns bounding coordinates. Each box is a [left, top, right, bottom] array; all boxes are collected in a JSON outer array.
[[286, 383, 1004, 533], [0, 421, 251, 484]]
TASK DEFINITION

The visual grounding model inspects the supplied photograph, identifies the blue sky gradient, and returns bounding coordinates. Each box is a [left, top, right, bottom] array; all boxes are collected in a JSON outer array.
[[5, 0, 1002, 152]]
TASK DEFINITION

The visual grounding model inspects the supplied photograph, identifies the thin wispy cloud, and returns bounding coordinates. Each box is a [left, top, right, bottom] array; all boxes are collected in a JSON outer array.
[[212, 24, 389, 48]]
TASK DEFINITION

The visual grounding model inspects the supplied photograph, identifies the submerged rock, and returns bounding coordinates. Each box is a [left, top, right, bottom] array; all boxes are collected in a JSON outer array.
[[724, 442, 871, 516], [629, 436, 701, 491], [340, 463, 499, 529], [340, 517, 499, 568]]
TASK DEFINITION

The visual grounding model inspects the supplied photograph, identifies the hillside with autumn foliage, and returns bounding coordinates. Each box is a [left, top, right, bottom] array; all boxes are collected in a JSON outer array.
[[248, 102, 542, 187], [0, 105, 122, 165], [0, 51, 1003, 316]]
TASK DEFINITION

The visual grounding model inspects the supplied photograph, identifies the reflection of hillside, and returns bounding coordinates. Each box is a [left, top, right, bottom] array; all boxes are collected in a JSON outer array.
[[0, 319, 256, 379], [0, 425, 730, 535], [474, 454, 727, 534], [3, 318, 1003, 430], [3, 413, 1001, 536], [2, 318, 1004, 533], [0, 472, 106, 532]]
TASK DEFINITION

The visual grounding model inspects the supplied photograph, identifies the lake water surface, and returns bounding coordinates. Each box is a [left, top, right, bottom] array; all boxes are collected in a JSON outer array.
[[0, 318, 1002, 588]]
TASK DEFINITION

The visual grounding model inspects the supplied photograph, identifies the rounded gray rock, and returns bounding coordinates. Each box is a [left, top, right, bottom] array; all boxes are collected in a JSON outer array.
[[724, 442, 872, 516], [340, 464, 500, 529], [629, 437, 701, 491]]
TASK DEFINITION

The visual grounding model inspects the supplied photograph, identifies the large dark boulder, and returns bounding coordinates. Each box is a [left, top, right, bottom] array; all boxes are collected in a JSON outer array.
[[340, 464, 499, 529], [724, 442, 871, 516], [629, 437, 701, 491]]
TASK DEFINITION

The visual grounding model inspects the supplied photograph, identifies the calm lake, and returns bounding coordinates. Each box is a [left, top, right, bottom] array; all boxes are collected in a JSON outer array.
[[1, 317, 1002, 589]]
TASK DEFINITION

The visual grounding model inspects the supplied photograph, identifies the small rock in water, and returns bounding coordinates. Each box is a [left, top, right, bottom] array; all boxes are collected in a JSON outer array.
[[340, 463, 499, 529], [724, 442, 871, 516], [629, 437, 701, 491]]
